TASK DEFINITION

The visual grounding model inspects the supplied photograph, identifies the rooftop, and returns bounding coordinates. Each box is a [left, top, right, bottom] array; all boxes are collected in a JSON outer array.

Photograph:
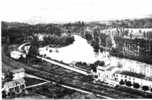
[[3, 78, 25, 88]]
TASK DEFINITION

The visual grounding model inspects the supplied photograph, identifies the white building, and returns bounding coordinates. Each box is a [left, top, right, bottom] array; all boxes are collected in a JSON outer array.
[[10, 42, 31, 60], [11, 68, 25, 80], [114, 71, 152, 89], [2, 68, 26, 97], [10, 51, 26, 60], [2, 79, 26, 96], [121, 60, 152, 77], [95, 64, 121, 83]]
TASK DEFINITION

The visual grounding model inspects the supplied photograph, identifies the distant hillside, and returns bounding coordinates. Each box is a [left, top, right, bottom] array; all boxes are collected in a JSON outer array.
[[2, 21, 62, 35], [2, 21, 30, 29], [109, 18, 152, 28]]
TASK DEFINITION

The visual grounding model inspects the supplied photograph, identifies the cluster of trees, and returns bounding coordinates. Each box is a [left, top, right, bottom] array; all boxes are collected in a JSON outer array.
[[75, 61, 97, 72], [42, 35, 75, 47], [119, 80, 139, 88], [90, 60, 105, 72], [94, 60, 105, 66], [119, 79, 152, 92], [85, 33, 92, 41], [99, 33, 109, 47], [63, 21, 85, 28], [91, 34, 113, 53], [84, 28, 113, 54], [62, 21, 85, 33], [91, 40, 100, 53], [25, 35, 74, 64], [89, 29, 100, 54], [75, 60, 105, 73], [2, 21, 63, 44], [112, 36, 152, 64], [27, 36, 39, 57], [75, 62, 88, 66]]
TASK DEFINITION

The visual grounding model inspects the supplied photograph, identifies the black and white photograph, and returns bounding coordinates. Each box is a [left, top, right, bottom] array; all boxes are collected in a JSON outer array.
[[1, 0, 152, 99]]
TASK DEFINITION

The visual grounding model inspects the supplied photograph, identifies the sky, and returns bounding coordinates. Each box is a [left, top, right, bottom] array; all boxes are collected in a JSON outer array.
[[1, 0, 152, 24]]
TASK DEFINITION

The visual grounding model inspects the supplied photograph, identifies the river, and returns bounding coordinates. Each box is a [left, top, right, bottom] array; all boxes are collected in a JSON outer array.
[[40, 35, 152, 77]]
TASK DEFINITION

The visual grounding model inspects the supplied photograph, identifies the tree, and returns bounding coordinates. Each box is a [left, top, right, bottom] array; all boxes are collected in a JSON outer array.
[[90, 64, 97, 72], [119, 79, 125, 85], [125, 81, 132, 87], [130, 33, 133, 39], [85, 33, 92, 41], [151, 88, 152, 92], [91, 40, 99, 53], [65, 36, 75, 45], [142, 86, 149, 91], [133, 83, 140, 89], [94, 60, 105, 66], [2, 91, 7, 98], [106, 36, 113, 48], [26, 35, 39, 64], [28, 35, 39, 57]]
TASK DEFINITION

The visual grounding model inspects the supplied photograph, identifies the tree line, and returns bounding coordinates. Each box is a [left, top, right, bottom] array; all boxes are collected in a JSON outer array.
[[2, 22, 62, 44]]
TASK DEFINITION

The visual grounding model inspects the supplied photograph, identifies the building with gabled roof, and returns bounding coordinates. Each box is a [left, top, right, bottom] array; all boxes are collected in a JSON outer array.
[[2, 78, 26, 98]]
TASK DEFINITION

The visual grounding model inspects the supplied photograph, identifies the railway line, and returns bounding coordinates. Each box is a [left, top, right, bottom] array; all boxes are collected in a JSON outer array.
[[37, 56, 89, 75], [2, 57, 110, 99], [2, 46, 144, 98]]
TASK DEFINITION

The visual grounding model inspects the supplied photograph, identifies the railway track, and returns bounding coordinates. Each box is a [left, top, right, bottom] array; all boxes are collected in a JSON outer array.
[[37, 56, 89, 75], [2, 46, 144, 98]]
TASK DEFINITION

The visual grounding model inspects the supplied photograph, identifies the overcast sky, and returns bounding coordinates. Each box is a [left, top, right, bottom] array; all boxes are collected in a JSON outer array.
[[1, 0, 152, 24]]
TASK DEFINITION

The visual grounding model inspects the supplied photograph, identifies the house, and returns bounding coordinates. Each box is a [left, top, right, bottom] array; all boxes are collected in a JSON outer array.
[[2, 78, 26, 97], [94, 64, 121, 82], [10, 51, 26, 60], [2, 68, 26, 98], [95, 65, 107, 81], [10, 42, 31, 60], [2, 73, 5, 80], [114, 71, 152, 90], [2, 68, 25, 81]]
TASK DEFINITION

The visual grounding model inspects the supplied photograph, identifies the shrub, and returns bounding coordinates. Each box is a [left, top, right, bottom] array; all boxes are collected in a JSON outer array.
[[119, 80, 125, 85], [133, 83, 140, 89], [142, 86, 149, 91], [85, 33, 92, 41], [125, 81, 132, 87]]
